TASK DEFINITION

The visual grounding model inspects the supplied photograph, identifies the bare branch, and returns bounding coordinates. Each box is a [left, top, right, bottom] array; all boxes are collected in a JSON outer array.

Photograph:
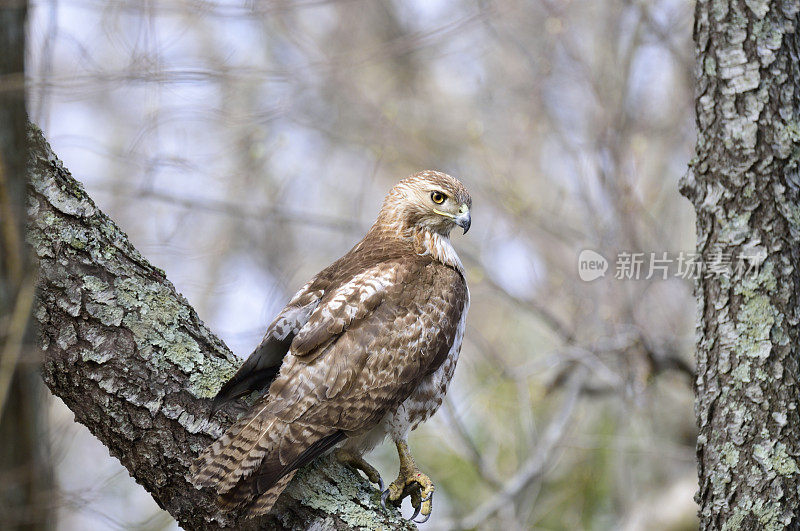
[[455, 366, 587, 529]]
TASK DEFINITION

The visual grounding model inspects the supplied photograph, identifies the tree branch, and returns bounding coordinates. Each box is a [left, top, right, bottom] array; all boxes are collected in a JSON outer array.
[[455, 366, 586, 529], [26, 124, 413, 530]]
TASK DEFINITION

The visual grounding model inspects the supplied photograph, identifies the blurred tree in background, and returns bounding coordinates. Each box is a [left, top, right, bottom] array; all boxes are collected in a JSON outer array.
[[14, 0, 704, 529], [0, 2, 54, 529]]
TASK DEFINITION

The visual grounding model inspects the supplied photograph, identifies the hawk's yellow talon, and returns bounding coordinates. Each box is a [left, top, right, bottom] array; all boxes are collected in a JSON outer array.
[[384, 440, 435, 521], [335, 448, 383, 490]]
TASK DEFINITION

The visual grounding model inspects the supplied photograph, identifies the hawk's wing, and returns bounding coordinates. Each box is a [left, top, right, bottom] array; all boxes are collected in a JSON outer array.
[[192, 259, 467, 509], [210, 280, 323, 412]]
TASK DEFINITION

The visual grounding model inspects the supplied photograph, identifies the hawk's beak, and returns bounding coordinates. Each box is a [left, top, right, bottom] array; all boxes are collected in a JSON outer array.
[[455, 211, 471, 234]]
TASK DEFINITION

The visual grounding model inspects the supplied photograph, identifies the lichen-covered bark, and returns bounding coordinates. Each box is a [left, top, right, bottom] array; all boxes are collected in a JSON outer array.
[[681, 1, 800, 528], [26, 124, 413, 530]]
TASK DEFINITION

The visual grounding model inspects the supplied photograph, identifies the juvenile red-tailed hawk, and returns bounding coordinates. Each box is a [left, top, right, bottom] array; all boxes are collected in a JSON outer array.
[[191, 171, 471, 523]]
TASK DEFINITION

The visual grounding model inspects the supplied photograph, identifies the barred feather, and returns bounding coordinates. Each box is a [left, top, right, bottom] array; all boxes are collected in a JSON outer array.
[[248, 472, 296, 516], [191, 397, 278, 492]]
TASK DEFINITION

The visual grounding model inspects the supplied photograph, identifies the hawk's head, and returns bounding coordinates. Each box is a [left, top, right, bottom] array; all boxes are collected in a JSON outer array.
[[380, 170, 472, 237]]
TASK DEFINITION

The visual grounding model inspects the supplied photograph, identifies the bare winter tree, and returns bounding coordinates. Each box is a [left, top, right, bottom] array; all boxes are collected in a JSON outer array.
[[681, 1, 800, 528], [26, 124, 413, 530], [0, 2, 54, 529]]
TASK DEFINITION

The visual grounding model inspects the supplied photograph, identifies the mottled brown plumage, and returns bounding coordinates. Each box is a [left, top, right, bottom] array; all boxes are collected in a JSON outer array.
[[191, 171, 471, 520]]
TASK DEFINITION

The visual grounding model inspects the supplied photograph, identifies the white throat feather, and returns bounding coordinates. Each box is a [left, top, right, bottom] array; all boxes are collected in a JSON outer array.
[[415, 230, 464, 273]]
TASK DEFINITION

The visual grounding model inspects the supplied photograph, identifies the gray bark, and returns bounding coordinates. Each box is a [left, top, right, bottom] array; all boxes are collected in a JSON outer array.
[[26, 124, 414, 530], [681, 1, 800, 528]]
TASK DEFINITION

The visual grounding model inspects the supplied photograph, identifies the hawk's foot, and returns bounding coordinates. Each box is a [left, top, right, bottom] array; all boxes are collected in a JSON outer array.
[[335, 448, 384, 491], [381, 440, 434, 523]]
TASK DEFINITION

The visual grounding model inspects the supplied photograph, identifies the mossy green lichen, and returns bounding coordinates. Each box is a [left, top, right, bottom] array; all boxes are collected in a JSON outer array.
[[751, 498, 789, 530], [165, 331, 203, 372], [56, 323, 77, 350], [721, 442, 740, 467], [80, 346, 113, 364], [724, 497, 790, 531], [721, 508, 745, 531], [775, 121, 800, 159], [188, 357, 237, 398], [114, 276, 208, 372], [732, 360, 752, 383], [86, 302, 124, 327], [705, 56, 717, 76], [83, 275, 107, 291], [287, 458, 410, 530], [734, 261, 777, 360], [718, 212, 751, 245], [712, 0, 729, 20], [754, 441, 799, 476]]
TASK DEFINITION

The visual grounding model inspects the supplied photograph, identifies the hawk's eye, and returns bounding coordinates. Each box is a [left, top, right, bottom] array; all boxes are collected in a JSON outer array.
[[431, 191, 446, 204]]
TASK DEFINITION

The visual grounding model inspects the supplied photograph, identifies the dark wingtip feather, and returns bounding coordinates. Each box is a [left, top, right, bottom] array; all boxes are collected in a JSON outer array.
[[210, 366, 281, 415], [209, 332, 292, 417]]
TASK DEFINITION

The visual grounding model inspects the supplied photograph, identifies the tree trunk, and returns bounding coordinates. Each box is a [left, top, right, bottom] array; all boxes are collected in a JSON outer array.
[[0, 2, 55, 529], [26, 124, 413, 530], [681, 1, 800, 528]]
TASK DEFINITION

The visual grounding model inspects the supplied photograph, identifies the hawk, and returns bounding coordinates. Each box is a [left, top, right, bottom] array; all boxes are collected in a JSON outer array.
[[191, 171, 471, 523]]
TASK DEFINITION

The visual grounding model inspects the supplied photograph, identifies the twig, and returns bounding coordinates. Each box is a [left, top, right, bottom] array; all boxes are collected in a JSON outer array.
[[455, 366, 587, 528], [442, 398, 503, 489], [0, 272, 37, 417], [0, 150, 23, 285]]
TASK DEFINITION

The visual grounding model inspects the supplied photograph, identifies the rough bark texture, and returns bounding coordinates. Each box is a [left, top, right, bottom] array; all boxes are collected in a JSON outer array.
[[26, 124, 414, 530], [681, 1, 800, 528]]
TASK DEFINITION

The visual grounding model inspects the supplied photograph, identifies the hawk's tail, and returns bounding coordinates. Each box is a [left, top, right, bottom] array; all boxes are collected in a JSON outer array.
[[219, 469, 297, 517], [191, 400, 294, 517], [190, 396, 283, 495], [190, 396, 346, 517]]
